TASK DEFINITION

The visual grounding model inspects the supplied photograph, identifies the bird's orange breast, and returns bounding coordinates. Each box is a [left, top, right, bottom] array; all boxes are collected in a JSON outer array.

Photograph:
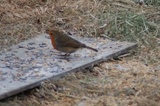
[[49, 33, 57, 49]]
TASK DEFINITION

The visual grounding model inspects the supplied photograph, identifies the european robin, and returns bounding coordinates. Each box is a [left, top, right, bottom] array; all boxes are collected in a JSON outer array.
[[46, 29, 98, 56]]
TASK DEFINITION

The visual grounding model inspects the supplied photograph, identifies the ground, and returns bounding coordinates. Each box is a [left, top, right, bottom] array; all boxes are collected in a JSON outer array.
[[0, 0, 159, 106]]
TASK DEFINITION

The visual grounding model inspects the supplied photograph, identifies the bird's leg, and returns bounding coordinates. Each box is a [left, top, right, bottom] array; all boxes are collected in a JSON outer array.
[[58, 53, 70, 56], [65, 53, 70, 56], [57, 53, 71, 61]]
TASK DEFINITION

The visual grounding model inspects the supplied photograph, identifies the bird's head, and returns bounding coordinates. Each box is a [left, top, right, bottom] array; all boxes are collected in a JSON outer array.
[[45, 28, 65, 39], [45, 28, 60, 37]]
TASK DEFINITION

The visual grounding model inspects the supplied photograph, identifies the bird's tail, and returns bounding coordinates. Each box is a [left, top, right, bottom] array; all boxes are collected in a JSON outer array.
[[85, 46, 98, 52]]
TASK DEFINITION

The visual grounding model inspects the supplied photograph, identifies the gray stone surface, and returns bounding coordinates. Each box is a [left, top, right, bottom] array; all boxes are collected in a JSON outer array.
[[0, 34, 137, 100]]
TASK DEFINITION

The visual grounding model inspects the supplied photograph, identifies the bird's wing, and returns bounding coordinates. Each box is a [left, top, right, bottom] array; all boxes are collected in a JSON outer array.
[[56, 34, 85, 48]]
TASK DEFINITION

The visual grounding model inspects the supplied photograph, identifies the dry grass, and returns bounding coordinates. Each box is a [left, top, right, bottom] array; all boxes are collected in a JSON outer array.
[[0, 0, 159, 106]]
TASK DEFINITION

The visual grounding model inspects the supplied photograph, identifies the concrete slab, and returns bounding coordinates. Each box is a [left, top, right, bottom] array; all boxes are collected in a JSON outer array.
[[0, 34, 137, 100]]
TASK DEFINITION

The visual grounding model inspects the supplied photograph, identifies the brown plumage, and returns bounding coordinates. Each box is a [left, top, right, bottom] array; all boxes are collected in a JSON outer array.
[[46, 29, 98, 56]]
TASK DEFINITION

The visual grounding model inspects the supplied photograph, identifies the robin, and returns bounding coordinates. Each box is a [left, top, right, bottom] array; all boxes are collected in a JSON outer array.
[[46, 29, 98, 56]]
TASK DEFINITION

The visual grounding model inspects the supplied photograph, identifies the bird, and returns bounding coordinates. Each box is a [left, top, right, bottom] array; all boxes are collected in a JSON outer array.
[[46, 29, 98, 56]]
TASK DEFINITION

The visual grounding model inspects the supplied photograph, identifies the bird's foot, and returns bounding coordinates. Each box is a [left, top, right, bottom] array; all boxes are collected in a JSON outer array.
[[58, 53, 70, 57]]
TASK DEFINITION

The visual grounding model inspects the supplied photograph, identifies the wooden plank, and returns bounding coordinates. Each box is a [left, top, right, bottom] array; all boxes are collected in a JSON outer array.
[[0, 34, 137, 100]]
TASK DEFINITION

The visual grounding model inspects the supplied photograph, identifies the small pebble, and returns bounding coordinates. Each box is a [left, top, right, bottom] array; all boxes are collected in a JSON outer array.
[[28, 42, 35, 45], [27, 47, 36, 50], [39, 43, 47, 47]]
